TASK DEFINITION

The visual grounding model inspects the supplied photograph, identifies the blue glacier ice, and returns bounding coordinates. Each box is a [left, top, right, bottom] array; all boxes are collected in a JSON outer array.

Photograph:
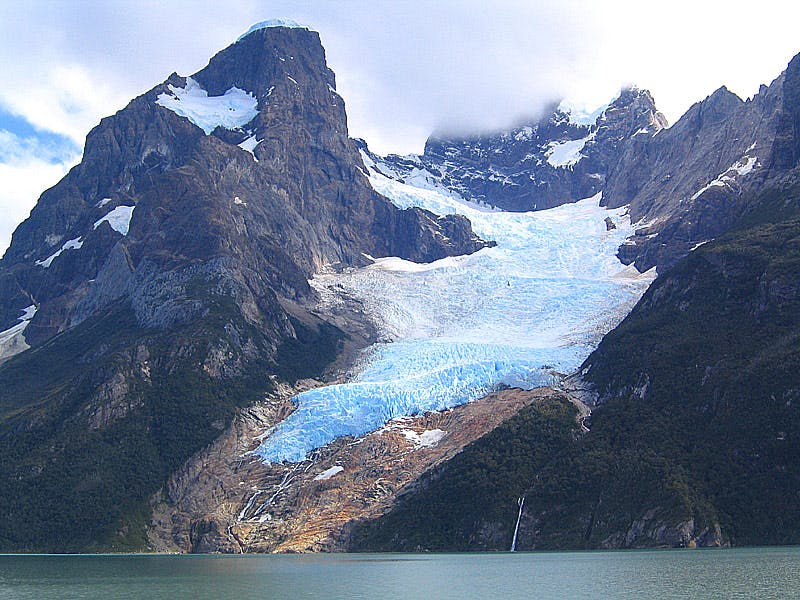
[[254, 171, 655, 463]]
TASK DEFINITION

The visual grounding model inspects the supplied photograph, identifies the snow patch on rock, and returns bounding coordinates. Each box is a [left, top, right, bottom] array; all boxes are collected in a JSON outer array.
[[400, 428, 446, 449], [313, 465, 344, 481], [0, 304, 37, 361], [36, 236, 83, 268], [94, 205, 135, 236], [238, 135, 261, 161], [156, 77, 258, 135], [691, 155, 758, 201], [545, 135, 591, 168]]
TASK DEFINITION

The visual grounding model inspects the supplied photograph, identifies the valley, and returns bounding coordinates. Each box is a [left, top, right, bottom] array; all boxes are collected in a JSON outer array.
[[0, 19, 798, 553]]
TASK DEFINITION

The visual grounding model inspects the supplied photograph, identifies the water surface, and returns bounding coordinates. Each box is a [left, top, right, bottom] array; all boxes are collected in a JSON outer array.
[[1, 548, 798, 599]]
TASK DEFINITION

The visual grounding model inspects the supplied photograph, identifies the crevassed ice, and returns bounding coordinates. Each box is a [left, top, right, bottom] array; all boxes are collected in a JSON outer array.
[[255, 172, 655, 463], [156, 77, 258, 135]]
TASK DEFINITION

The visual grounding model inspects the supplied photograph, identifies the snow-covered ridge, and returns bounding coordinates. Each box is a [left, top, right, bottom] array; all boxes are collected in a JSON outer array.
[[255, 170, 655, 463], [94, 205, 135, 236], [237, 19, 309, 42], [156, 77, 259, 135]]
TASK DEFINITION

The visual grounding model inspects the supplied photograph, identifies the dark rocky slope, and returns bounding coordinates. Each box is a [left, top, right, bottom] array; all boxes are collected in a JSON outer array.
[[0, 25, 488, 552], [367, 53, 800, 274], [349, 173, 800, 551], [366, 88, 666, 212]]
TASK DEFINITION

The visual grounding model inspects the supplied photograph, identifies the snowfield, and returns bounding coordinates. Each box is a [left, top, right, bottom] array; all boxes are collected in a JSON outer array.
[[255, 171, 655, 463], [156, 77, 258, 135], [545, 135, 592, 168], [94, 205, 135, 236], [0, 304, 37, 361]]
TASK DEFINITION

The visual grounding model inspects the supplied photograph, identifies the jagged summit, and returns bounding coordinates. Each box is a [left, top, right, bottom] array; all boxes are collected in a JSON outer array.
[[0, 24, 489, 352], [365, 85, 666, 213], [0, 20, 489, 551], [237, 19, 310, 42], [366, 56, 799, 272]]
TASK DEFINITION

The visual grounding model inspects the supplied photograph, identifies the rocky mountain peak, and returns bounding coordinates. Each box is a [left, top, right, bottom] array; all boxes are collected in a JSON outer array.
[[0, 22, 493, 551], [199, 25, 334, 99], [368, 85, 670, 215], [599, 86, 668, 133], [0, 24, 489, 355], [769, 52, 800, 172]]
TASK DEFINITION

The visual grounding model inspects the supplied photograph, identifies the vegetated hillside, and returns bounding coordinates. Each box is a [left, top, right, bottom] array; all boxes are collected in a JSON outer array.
[[347, 394, 581, 551], [0, 24, 488, 553], [0, 294, 346, 552], [350, 178, 800, 551]]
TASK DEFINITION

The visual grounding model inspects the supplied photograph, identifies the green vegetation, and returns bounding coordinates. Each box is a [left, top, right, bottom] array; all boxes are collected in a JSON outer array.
[[351, 180, 800, 551], [350, 395, 580, 551], [0, 302, 267, 551], [0, 279, 345, 551]]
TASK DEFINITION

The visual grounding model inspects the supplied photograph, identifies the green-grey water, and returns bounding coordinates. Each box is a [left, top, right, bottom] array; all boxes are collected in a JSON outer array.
[[0, 548, 798, 599]]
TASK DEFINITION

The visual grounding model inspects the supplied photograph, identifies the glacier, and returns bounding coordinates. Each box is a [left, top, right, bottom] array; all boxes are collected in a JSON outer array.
[[255, 170, 655, 463]]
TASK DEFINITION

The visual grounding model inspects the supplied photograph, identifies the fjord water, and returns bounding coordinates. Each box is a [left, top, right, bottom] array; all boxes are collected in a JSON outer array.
[[1, 548, 798, 599], [256, 173, 654, 462]]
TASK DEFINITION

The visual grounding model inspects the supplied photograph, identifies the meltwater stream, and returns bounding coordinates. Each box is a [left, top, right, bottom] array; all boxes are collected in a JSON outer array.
[[255, 173, 655, 462]]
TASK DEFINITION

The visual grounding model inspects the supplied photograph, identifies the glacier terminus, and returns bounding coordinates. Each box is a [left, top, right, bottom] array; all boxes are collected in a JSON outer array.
[[255, 167, 655, 462]]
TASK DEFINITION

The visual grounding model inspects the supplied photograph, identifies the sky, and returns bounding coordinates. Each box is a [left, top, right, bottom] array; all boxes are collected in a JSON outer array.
[[0, 0, 799, 255]]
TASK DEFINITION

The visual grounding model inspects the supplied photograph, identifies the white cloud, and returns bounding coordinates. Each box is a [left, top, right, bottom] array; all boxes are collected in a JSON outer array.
[[0, 65, 122, 146], [0, 0, 798, 250], [2, 0, 798, 155], [0, 131, 79, 256]]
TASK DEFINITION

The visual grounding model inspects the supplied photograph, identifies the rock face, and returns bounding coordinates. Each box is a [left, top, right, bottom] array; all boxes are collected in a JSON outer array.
[[366, 88, 666, 213], [0, 24, 489, 552], [366, 54, 800, 273], [0, 25, 489, 347], [147, 387, 548, 553], [606, 82, 783, 270]]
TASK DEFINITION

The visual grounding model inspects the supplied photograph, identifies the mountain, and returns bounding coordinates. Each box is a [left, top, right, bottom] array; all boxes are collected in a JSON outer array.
[[348, 54, 800, 552], [364, 88, 666, 213], [2, 17, 799, 555], [364, 64, 796, 274], [350, 172, 800, 551], [0, 22, 489, 552]]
